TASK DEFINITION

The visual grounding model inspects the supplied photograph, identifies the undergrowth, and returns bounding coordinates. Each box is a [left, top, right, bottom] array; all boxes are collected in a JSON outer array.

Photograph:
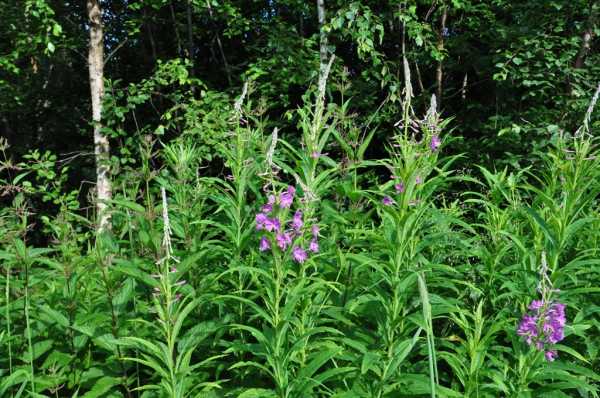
[[1, 72, 600, 398]]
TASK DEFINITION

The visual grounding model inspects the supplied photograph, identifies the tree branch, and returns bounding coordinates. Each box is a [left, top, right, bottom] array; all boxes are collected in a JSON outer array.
[[104, 37, 129, 66]]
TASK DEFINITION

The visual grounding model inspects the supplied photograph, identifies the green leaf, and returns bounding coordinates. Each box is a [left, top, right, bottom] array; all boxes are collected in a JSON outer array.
[[109, 198, 146, 213], [21, 339, 53, 362], [360, 351, 380, 375], [81, 376, 122, 398], [39, 305, 70, 329], [237, 389, 278, 398], [0, 369, 29, 395]]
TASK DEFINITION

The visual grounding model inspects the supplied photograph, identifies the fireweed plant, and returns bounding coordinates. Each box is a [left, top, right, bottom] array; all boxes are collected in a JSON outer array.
[[356, 89, 459, 397], [216, 66, 348, 398], [120, 188, 221, 397], [460, 122, 600, 394], [1, 71, 600, 397], [255, 186, 320, 263], [517, 252, 566, 361]]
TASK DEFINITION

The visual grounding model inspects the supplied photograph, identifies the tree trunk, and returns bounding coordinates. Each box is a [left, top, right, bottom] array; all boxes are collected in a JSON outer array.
[[206, 0, 232, 86], [169, 3, 183, 57], [574, 10, 596, 69], [435, 6, 447, 112], [144, 8, 158, 65], [567, 3, 596, 95], [87, 0, 111, 232], [317, 0, 328, 87]]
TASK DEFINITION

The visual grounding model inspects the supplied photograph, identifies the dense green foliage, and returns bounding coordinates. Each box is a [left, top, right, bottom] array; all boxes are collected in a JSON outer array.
[[1, 0, 600, 397]]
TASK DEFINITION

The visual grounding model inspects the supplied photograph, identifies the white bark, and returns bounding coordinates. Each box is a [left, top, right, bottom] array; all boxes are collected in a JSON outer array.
[[574, 25, 594, 69], [87, 0, 111, 232], [317, 0, 328, 87]]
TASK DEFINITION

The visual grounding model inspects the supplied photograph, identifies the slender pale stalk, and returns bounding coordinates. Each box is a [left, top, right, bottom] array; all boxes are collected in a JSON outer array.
[[23, 256, 35, 393], [5, 261, 12, 376], [316, 0, 328, 87], [98, 253, 132, 397], [87, 0, 112, 232], [418, 273, 438, 398]]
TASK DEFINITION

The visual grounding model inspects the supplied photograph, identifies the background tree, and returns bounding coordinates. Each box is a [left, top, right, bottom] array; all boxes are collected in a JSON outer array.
[[87, 0, 111, 232]]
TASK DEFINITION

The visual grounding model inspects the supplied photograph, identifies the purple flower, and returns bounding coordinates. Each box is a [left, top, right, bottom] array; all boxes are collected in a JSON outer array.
[[430, 135, 441, 151], [415, 176, 423, 185], [548, 302, 566, 321], [309, 239, 319, 253], [311, 151, 329, 159], [256, 213, 268, 230], [382, 196, 394, 206], [292, 246, 308, 263], [264, 217, 281, 232], [535, 340, 545, 351], [259, 236, 271, 252], [545, 350, 558, 361], [276, 232, 292, 250], [544, 324, 564, 344], [291, 210, 303, 231], [517, 314, 539, 345], [544, 302, 566, 344], [395, 182, 405, 193], [529, 300, 544, 311], [279, 186, 296, 209], [311, 224, 320, 237], [261, 195, 276, 214], [517, 299, 566, 361]]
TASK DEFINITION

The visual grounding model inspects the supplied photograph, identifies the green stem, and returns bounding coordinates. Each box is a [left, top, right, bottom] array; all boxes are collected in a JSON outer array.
[[99, 258, 132, 398], [5, 261, 12, 376], [24, 258, 35, 393]]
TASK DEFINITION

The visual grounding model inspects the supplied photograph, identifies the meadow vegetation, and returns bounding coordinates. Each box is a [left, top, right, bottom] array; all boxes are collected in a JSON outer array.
[[1, 1, 600, 396]]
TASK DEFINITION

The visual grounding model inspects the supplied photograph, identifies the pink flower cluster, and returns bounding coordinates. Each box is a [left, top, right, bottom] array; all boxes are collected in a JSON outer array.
[[256, 185, 320, 263], [430, 135, 441, 151], [517, 299, 566, 361]]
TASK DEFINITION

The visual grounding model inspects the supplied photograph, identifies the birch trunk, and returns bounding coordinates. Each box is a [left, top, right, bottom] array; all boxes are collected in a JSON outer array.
[[87, 0, 111, 232], [574, 11, 596, 69], [317, 0, 328, 86], [567, 4, 596, 95]]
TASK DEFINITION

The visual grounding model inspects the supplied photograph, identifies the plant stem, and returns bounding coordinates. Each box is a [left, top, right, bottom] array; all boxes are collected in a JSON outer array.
[[24, 257, 35, 394], [5, 261, 12, 376]]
